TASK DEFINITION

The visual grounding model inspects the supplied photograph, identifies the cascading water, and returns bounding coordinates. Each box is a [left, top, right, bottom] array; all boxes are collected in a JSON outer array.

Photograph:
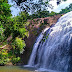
[[27, 12, 72, 72]]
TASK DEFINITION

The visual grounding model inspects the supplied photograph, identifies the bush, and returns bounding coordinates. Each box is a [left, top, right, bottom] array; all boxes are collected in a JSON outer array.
[[11, 57, 20, 65], [0, 25, 5, 42], [12, 37, 26, 54], [0, 49, 10, 65]]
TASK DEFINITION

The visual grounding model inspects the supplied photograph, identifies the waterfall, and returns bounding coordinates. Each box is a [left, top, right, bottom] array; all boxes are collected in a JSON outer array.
[[28, 11, 72, 72], [28, 27, 49, 66]]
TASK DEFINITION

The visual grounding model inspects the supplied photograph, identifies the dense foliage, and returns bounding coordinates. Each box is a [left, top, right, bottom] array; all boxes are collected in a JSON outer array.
[[0, 49, 9, 65], [0, 0, 12, 42], [13, 0, 67, 14], [0, 0, 29, 65], [13, 0, 49, 13], [29, 10, 58, 19]]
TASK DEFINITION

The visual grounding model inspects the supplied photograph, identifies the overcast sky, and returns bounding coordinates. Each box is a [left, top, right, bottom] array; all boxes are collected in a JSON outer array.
[[8, 0, 72, 16]]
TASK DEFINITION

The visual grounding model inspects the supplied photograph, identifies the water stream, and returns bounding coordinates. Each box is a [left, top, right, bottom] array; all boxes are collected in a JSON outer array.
[[27, 11, 72, 72]]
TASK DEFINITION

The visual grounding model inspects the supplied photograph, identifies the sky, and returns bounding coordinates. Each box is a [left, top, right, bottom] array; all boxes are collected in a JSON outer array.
[[52, 0, 72, 12], [8, 0, 21, 16], [8, 0, 72, 16]]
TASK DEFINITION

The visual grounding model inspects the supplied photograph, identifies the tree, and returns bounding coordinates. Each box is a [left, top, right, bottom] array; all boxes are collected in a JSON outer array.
[[0, 0, 12, 42], [0, 0, 29, 65], [59, 3, 72, 14], [0, 0, 12, 24], [12, 0, 51, 14], [13, 0, 67, 14]]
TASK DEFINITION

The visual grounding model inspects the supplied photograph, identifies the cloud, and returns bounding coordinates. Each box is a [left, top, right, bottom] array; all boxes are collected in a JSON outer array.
[[53, 0, 72, 12]]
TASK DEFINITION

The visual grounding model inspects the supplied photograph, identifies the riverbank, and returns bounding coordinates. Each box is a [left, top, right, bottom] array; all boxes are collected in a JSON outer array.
[[0, 66, 32, 72]]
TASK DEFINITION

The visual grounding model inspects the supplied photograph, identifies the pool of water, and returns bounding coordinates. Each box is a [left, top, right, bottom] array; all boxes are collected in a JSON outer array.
[[0, 66, 62, 72], [0, 66, 33, 72]]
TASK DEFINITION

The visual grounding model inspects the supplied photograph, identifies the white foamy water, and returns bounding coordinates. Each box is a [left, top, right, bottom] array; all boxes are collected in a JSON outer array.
[[27, 11, 72, 72], [28, 27, 49, 66]]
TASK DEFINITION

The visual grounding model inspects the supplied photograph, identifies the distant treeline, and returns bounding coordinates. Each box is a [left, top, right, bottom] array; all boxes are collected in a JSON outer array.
[[29, 3, 72, 19]]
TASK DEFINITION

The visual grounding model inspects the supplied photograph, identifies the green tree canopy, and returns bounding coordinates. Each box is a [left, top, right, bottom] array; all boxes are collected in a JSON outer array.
[[0, 0, 12, 23], [59, 3, 72, 14], [12, 0, 67, 14]]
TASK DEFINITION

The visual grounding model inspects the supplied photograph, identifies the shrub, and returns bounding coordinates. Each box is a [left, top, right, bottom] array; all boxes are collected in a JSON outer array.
[[12, 37, 26, 54], [0, 49, 9, 65], [11, 57, 20, 65], [0, 25, 5, 42]]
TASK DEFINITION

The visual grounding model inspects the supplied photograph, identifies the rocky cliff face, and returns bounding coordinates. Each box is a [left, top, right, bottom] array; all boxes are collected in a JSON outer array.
[[25, 14, 63, 49], [22, 14, 63, 64]]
